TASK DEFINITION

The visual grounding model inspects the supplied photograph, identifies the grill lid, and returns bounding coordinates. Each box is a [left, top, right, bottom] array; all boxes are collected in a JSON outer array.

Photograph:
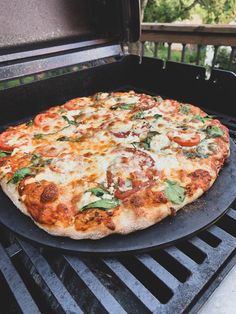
[[0, 0, 140, 54], [0, 0, 140, 62]]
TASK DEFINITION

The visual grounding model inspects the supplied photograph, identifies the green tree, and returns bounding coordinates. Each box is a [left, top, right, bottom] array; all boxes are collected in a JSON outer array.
[[143, 0, 236, 24]]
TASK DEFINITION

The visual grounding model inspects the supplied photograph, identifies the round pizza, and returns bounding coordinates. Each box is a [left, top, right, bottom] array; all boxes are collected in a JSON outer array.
[[0, 91, 230, 239]]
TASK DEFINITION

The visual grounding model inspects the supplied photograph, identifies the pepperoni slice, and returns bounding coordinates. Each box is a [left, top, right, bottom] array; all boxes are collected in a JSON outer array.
[[107, 148, 156, 199], [0, 129, 29, 151], [167, 130, 200, 147], [135, 94, 157, 111]]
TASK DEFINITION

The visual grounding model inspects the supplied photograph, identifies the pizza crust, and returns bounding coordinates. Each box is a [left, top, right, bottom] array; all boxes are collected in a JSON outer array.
[[1, 176, 216, 240]]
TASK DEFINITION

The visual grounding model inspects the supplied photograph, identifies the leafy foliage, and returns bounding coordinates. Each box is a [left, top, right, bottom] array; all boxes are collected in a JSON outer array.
[[143, 0, 236, 24]]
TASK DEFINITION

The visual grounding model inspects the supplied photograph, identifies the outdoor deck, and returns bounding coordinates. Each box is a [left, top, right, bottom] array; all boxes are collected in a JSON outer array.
[[140, 23, 236, 71]]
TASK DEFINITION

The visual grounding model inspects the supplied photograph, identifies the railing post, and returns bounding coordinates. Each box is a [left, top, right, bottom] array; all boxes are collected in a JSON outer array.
[[141, 41, 145, 57], [211, 45, 219, 69], [196, 45, 202, 65], [181, 44, 186, 63], [228, 47, 235, 71], [154, 42, 159, 58], [167, 43, 172, 61]]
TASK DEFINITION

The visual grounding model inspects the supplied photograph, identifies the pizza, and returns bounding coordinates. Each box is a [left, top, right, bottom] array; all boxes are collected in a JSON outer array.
[[0, 91, 230, 239]]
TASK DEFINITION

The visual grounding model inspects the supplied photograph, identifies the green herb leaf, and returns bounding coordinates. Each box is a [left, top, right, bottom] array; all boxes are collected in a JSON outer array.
[[132, 110, 145, 120], [119, 103, 136, 110], [62, 115, 76, 125], [177, 125, 189, 130], [33, 126, 70, 139], [56, 136, 80, 142], [141, 131, 160, 150], [26, 120, 33, 126], [206, 125, 224, 138], [183, 149, 208, 159], [153, 96, 163, 102], [10, 167, 32, 184], [0, 150, 12, 157], [164, 180, 185, 205], [86, 187, 107, 197], [80, 198, 120, 211], [110, 105, 118, 110], [33, 133, 44, 139], [31, 154, 52, 167], [180, 105, 191, 115], [153, 114, 162, 120], [94, 93, 103, 101], [193, 115, 215, 123]]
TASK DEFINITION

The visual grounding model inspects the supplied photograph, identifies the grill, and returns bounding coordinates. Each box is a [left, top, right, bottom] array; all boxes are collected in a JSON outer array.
[[0, 200, 235, 313], [0, 1, 236, 313]]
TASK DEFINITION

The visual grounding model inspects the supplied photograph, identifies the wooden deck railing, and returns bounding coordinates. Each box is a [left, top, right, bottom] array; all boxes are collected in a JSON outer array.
[[140, 23, 236, 70]]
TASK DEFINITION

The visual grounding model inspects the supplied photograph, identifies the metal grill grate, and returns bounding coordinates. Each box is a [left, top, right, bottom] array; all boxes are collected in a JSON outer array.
[[0, 113, 235, 314]]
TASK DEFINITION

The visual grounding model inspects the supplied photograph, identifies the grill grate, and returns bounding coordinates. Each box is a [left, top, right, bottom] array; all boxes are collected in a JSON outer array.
[[0, 114, 235, 314]]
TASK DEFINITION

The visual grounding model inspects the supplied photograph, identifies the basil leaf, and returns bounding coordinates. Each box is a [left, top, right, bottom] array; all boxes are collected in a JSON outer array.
[[26, 120, 33, 126], [86, 187, 107, 197], [10, 167, 32, 184], [206, 125, 224, 138], [164, 180, 185, 205], [62, 115, 76, 125], [94, 93, 103, 101], [0, 150, 12, 157], [141, 131, 160, 150], [119, 103, 136, 110], [80, 198, 120, 211], [193, 115, 215, 123], [132, 110, 145, 120], [34, 133, 44, 139], [180, 105, 191, 114], [110, 105, 118, 110], [183, 150, 208, 159], [56, 136, 80, 142], [33, 126, 70, 139], [153, 114, 162, 120], [153, 96, 163, 102], [31, 154, 52, 167], [177, 125, 189, 130], [131, 142, 139, 149]]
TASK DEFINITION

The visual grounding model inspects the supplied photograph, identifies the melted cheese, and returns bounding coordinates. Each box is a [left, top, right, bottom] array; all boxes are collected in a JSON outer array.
[[150, 134, 170, 152]]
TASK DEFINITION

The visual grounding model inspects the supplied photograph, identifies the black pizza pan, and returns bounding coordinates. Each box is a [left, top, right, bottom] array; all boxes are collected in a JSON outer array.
[[0, 139, 236, 256]]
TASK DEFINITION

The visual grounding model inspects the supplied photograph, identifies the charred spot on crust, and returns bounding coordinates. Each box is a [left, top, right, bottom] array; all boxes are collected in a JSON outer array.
[[105, 220, 116, 230], [130, 195, 145, 207], [40, 183, 59, 203], [188, 169, 212, 192], [170, 207, 177, 216]]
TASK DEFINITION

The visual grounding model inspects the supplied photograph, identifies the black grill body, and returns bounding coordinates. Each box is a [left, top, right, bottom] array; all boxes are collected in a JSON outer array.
[[0, 55, 235, 313]]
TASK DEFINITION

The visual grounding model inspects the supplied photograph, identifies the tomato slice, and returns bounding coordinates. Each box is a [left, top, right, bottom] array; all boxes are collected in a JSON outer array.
[[135, 94, 157, 111], [158, 100, 179, 114], [64, 97, 91, 110], [34, 112, 60, 127], [107, 148, 156, 199], [168, 131, 200, 147], [0, 130, 29, 151]]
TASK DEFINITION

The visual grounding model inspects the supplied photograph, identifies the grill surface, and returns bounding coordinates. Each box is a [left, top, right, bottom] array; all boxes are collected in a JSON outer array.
[[0, 111, 235, 314]]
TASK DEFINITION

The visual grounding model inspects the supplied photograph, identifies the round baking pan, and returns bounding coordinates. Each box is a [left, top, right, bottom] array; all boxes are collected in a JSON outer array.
[[0, 139, 236, 256]]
